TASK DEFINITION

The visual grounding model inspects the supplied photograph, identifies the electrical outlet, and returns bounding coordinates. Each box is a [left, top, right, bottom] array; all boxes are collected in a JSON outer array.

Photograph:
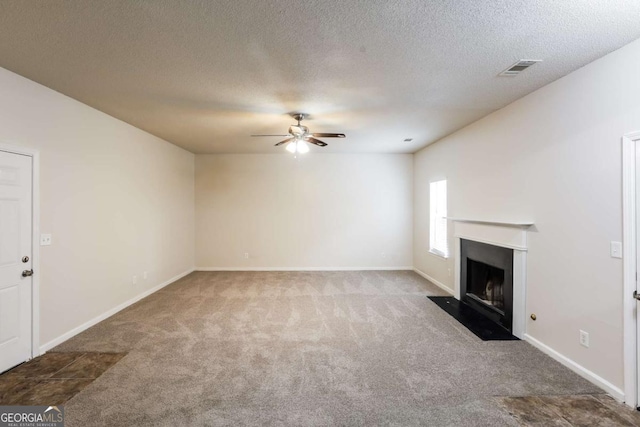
[[40, 234, 52, 246], [143, 271, 148, 280], [579, 330, 589, 348], [132, 275, 137, 285], [244, 252, 249, 259]]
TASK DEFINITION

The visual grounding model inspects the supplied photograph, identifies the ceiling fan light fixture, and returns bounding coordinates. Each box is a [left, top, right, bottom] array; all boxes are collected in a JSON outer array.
[[297, 139, 309, 153], [286, 138, 309, 154], [252, 113, 345, 151], [286, 139, 309, 154]]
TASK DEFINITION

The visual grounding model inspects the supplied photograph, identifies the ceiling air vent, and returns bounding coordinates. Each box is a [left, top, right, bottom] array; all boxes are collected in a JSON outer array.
[[499, 59, 542, 77]]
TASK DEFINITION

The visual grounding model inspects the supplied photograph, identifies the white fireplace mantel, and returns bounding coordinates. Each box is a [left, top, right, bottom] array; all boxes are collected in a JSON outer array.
[[445, 217, 534, 227], [450, 218, 531, 339], [452, 219, 532, 251]]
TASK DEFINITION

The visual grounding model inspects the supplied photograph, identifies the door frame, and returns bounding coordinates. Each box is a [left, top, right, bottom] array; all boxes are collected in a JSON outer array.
[[622, 130, 640, 408], [0, 141, 40, 360]]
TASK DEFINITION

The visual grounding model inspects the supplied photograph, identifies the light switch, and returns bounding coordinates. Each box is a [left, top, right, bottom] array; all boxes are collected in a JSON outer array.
[[610, 241, 622, 259], [40, 234, 52, 246]]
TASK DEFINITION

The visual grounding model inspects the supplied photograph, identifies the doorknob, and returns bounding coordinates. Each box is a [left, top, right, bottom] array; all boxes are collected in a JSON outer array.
[[22, 269, 33, 277]]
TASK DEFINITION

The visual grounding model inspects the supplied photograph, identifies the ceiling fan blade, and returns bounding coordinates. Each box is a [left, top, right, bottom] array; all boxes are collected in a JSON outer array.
[[251, 134, 291, 137], [274, 137, 294, 146], [311, 133, 345, 138], [306, 137, 328, 147]]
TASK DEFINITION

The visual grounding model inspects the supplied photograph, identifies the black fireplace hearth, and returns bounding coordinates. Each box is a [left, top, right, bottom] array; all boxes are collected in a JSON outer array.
[[427, 296, 518, 341]]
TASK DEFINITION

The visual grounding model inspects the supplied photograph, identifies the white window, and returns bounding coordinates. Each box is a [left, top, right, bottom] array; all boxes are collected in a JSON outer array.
[[429, 180, 448, 258]]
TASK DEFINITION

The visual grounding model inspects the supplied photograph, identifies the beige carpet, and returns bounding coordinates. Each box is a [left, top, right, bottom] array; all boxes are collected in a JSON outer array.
[[53, 271, 600, 426]]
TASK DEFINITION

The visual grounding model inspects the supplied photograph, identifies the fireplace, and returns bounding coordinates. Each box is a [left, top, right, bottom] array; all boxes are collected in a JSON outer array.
[[460, 239, 514, 331]]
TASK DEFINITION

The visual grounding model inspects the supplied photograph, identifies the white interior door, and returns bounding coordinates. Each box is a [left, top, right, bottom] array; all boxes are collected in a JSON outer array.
[[0, 150, 33, 373], [636, 139, 640, 406]]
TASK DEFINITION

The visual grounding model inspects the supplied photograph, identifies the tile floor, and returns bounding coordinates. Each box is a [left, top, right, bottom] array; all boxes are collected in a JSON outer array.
[[498, 394, 640, 426], [0, 352, 126, 406]]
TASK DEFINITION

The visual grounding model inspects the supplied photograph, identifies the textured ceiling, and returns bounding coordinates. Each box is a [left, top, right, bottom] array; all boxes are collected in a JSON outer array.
[[0, 1, 639, 154]]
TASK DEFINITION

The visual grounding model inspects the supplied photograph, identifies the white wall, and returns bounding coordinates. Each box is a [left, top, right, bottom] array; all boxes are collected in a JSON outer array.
[[0, 67, 195, 349], [196, 154, 413, 269], [414, 38, 640, 393]]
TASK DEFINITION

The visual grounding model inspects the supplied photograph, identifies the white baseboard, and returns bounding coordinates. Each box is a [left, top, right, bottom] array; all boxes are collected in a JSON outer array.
[[195, 266, 414, 271], [413, 268, 454, 295], [523, 334, 625, 402], [39, 268, 195, 354]]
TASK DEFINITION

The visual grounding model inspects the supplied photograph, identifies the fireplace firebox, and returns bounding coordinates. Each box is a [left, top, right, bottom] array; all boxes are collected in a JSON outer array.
[[460, 239, 514, 331]]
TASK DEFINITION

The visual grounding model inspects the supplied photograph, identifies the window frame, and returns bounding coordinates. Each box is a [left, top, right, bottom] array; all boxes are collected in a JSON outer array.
[[429, 179, 449, 259]]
